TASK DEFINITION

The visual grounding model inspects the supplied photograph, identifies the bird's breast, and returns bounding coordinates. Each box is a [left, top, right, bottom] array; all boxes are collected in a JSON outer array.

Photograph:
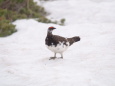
[[46, 42, 70, 53]]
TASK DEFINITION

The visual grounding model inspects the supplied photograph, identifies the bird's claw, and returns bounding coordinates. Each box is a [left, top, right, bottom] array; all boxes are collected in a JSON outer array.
[[58, 57, 63, 59], [49, 57, 56, 60]]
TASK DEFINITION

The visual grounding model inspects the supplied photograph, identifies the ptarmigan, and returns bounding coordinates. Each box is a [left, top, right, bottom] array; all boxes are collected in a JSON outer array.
[[45, 27, 80, 60]]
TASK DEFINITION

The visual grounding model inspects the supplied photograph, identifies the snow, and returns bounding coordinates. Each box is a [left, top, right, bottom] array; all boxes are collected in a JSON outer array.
[[0, 0, 115, 86]]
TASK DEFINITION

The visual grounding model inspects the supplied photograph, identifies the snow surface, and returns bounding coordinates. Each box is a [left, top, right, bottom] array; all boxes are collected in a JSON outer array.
[[0, 0, 115, 86]]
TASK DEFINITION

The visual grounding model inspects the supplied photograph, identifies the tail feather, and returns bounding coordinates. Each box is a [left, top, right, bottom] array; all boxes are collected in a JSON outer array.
[[67, 36, 80, 46]]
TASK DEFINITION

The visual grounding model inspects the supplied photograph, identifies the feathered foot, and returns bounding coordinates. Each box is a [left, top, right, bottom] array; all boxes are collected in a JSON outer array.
[[49, 53, 56, 60], [49, 57, 56, 60]]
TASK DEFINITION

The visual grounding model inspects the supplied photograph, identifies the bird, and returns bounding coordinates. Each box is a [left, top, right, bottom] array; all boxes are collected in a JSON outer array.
[[45, 26, 80, 60]]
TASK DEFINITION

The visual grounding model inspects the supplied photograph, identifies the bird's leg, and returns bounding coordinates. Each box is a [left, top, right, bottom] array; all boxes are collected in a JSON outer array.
[[54, 53, 56, 57], [60, 53, 63, 59], [49, 53, 56, 60]]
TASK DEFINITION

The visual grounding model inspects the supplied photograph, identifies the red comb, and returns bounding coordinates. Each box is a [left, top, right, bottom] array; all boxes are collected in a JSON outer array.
[[49, 26, 55, 28]]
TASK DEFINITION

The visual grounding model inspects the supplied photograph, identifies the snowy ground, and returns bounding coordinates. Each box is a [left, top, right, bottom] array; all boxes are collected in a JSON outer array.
[[0, 0, 115, 86]]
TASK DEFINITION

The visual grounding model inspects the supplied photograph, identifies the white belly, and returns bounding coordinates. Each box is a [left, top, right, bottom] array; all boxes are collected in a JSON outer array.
[[47, 42, 69, 53]]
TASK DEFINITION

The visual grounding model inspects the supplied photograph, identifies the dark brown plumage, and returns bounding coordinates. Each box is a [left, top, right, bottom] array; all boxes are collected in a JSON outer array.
[[67, 36, 80, 46]]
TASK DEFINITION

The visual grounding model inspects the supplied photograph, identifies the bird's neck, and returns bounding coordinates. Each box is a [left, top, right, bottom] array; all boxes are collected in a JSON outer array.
[[47, 30, 53, 36]]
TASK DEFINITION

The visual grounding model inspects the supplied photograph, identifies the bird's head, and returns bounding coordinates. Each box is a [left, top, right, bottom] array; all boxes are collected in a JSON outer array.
[[48, 26, 56, 33], [48, 26, 56, 30]]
